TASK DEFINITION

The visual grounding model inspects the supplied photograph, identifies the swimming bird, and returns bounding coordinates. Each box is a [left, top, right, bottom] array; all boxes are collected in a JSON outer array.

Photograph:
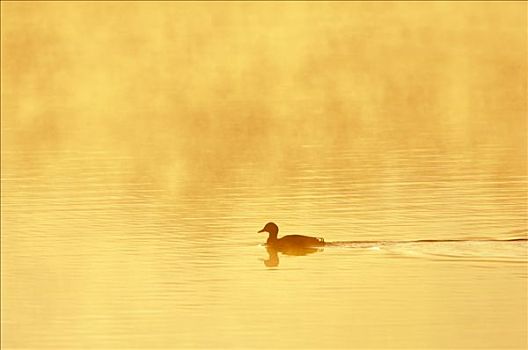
[[258, 222, 325, 250]]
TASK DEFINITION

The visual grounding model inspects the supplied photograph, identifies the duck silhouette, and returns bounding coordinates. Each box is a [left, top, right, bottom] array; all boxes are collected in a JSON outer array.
[[258, 222, 325, 251]]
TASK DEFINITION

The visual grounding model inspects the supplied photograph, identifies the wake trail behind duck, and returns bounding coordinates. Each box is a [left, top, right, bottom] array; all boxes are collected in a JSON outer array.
[[325, 239, 528, 263]]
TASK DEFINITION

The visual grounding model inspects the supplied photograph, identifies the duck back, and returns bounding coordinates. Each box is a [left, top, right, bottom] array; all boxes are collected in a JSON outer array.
[[273, 234, 325, 248]]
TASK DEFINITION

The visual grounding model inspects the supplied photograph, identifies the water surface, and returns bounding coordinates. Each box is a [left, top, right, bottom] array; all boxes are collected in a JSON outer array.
[[1, 2, 527, 349], [2, 143, 526, 349]]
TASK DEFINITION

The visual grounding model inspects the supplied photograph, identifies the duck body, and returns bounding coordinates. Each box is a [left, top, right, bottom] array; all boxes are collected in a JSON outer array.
[[267, 235, 325, 249], [259, 222, 325, 250]]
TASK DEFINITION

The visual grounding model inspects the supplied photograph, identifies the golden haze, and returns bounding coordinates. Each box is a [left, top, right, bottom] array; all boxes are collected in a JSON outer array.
[[1, 2, 527, 349]]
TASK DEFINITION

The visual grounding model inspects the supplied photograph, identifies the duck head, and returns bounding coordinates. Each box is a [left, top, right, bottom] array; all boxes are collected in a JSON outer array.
[[258, 222, 279, 237]]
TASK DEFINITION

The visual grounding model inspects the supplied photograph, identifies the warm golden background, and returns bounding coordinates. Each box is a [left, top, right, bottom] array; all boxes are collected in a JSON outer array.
[[1, 2, 527, 349]]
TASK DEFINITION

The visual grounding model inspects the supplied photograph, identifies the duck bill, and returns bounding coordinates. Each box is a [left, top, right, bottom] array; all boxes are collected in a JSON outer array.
[[258, 229, 265, 233]]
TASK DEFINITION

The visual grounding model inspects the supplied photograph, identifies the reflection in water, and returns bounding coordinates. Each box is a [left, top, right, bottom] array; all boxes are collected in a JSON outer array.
[[263, 245, 324, 267]]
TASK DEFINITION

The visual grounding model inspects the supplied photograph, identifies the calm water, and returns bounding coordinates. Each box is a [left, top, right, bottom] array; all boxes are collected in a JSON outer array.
[[2, 142, 527, 349], [2, 2, 527, 349]]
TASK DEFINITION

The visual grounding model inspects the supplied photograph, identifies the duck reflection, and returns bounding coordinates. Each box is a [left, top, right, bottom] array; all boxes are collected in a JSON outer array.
[[258, 222, 325, 267], [263, 245, 323, 267]]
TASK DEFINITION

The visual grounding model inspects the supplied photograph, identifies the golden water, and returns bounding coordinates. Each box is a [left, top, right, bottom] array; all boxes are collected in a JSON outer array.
[[1, 2, 527, 349]]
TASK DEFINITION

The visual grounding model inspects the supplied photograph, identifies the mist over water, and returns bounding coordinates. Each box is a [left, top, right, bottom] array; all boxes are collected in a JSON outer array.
[[2, 2, 527, 349]]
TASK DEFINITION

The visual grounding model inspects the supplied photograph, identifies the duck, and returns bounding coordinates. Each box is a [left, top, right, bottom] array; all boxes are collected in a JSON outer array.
[[258, 222, 325, 250]]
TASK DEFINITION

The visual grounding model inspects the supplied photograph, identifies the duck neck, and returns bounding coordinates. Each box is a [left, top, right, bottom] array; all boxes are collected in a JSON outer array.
[[267, 231, 279, 245]]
